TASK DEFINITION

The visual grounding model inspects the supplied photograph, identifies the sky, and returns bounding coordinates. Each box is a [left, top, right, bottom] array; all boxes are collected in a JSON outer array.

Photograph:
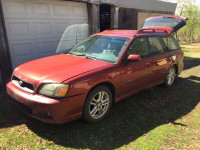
[[163, 0, 200, 4], [161, 0, 200, 13]]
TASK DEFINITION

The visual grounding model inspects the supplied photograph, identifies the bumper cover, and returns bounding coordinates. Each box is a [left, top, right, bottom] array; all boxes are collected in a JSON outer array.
[[6, 82, 86, 124]]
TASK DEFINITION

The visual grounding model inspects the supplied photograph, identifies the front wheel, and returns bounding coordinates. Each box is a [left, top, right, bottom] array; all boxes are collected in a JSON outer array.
[[164, 66, 177, 87], [83, 86, 112, 123]]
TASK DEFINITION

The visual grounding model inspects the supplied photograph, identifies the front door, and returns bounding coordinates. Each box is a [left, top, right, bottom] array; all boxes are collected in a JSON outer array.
[[120, 37, 153, 99]]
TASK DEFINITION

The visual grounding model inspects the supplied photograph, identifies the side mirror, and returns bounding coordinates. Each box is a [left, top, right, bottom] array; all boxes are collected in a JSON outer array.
[[127, 54, 141, 62]]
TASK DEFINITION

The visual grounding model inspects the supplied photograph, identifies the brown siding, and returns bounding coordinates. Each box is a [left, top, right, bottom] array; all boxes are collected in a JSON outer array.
[[137, 12, 150, 29], [137, 11, 174, 29], [88, 3, 100, 34], [110, 5, 115, 29], [118, 8, 138, 30]]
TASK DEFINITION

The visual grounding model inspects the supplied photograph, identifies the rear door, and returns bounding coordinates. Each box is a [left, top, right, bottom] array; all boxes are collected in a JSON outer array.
[[148, 35, 183, 82], [141, 16, 188, 34], [148, 36, 170, 82], [162, 36, 184, 74]]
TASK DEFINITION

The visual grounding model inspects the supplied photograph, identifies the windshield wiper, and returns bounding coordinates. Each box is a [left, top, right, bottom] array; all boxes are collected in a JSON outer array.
[[67, 52, 96, 60], [76, 54, 96, 60], [84, 55, 97, 60], [74, 54, 97, 60], [66, 51, 75, 55]]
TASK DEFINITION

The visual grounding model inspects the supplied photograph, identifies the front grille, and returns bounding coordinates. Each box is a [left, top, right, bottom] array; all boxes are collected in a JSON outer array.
[[12, 75, 34, 92]]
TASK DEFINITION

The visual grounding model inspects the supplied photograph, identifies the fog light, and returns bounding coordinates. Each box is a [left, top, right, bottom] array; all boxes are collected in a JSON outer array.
[[37, 111, 53, 119]]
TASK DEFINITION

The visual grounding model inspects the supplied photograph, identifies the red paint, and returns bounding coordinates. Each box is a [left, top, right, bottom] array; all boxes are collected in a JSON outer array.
[[95, 29, 168, 38], [13, 54, 111, 92], [6, 16, 186, 124], [7, 81, 86, 123], [127, 54, 141, 62], [139, 26, 174, 34]]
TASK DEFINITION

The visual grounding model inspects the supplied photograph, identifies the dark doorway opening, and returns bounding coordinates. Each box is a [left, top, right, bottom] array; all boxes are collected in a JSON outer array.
[[100, 4, 111, 32]]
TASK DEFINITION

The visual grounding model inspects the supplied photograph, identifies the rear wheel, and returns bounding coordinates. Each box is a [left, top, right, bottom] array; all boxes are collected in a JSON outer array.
[[164, 66, 177, 87], [83, 86, 112, 123]]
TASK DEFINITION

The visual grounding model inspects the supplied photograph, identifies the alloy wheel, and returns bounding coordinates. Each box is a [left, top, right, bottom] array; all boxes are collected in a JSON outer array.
[[167, 67, 176, 85], [89, 91, 110, 119]]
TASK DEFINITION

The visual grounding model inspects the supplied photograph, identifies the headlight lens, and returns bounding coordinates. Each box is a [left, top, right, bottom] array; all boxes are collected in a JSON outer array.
[[38, 84, 69, 98]]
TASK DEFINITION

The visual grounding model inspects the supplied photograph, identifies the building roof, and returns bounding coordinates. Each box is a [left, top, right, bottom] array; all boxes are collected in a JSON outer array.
[[73, 0, 177, 13]]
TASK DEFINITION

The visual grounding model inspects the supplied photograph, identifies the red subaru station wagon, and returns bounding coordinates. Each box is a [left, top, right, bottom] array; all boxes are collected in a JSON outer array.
[[7, 16, 187, 124]]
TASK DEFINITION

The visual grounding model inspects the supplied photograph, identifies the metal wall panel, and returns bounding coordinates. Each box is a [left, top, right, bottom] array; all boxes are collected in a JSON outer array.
[[2, 0, 88, 69], [0, 1, 12, 86]]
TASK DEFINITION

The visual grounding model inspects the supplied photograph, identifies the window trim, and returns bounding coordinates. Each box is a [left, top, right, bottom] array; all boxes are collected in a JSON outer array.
[[148, 36, 166, 56], [162, 35, 181, 52], [124, 36, 150, 60], [121, 35, 181, 64]]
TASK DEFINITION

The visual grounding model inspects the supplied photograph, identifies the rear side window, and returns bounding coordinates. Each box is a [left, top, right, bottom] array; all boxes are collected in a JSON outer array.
[[162, 36, 180, 51], [148, 37, 165, 55], [127, 37, 149, 58]]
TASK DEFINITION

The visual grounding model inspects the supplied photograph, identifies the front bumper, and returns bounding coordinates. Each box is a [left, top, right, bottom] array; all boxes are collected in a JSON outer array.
[[6, 82, 86, 124]]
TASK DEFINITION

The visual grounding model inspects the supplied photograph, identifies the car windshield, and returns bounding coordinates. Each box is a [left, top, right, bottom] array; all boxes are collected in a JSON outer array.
[[68, 35, 130, 64]]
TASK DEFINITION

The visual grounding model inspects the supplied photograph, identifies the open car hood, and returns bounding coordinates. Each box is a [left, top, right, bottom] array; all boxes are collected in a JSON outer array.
[[141, 15, 188, 34]]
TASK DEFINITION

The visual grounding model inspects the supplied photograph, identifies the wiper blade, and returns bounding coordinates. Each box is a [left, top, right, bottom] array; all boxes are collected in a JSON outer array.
[[67, 52, 96, 60], [66, 51, 74, 55], [75, 54, 96, 60], [84, 55, 97, 60], [74, 54, 86, 57], [66, 52, 86, 57]]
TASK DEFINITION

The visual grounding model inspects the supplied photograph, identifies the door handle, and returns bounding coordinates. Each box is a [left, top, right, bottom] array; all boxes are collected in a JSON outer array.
[[145, 63, 151, 68]]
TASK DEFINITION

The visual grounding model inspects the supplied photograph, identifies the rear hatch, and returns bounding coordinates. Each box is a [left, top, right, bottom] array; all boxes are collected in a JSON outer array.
[[141, 15, 188, 34]]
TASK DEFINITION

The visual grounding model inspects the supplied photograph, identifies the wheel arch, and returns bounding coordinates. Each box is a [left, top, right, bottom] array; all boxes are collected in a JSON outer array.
[[82, 81, 115, 123], [86, 81, 116, 103], [173, 64, 178, 75]]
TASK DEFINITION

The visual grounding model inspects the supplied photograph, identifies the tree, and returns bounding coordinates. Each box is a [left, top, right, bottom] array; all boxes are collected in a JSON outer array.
[[176, 0, 200, 42]]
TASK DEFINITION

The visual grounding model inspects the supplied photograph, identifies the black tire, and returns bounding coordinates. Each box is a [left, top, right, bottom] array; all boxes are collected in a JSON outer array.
[[83, 86, 113, 123], [164, 66, 177, 88]]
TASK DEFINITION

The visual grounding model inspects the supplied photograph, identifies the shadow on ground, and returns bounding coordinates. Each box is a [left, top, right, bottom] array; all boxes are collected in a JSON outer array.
[[184, 56, 200, 70], [0, 56, 199, 150]]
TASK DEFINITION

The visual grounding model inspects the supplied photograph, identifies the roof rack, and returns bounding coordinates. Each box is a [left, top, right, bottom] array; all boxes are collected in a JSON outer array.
[[139, 28, 168, 33]]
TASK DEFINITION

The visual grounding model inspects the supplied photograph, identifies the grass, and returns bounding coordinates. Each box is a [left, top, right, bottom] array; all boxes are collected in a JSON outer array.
[[178, 42, 200, 45], [0, 43, 200, 150], [180, 43, 200, 58]]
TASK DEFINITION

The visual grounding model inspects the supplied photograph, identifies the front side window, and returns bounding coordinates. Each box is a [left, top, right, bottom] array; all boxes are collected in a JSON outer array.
[[162, 36, 180, 51], [148, 37, 165, 55], [127, 37, 149, 58], [69, 35, 130, 63]]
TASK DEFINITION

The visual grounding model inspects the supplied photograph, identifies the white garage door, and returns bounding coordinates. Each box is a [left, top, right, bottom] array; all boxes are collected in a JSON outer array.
[[2, 0, 88, 69]]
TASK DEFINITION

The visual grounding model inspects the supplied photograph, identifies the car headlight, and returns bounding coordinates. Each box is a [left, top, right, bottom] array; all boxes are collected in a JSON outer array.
[[38, 83, 70, 98]]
